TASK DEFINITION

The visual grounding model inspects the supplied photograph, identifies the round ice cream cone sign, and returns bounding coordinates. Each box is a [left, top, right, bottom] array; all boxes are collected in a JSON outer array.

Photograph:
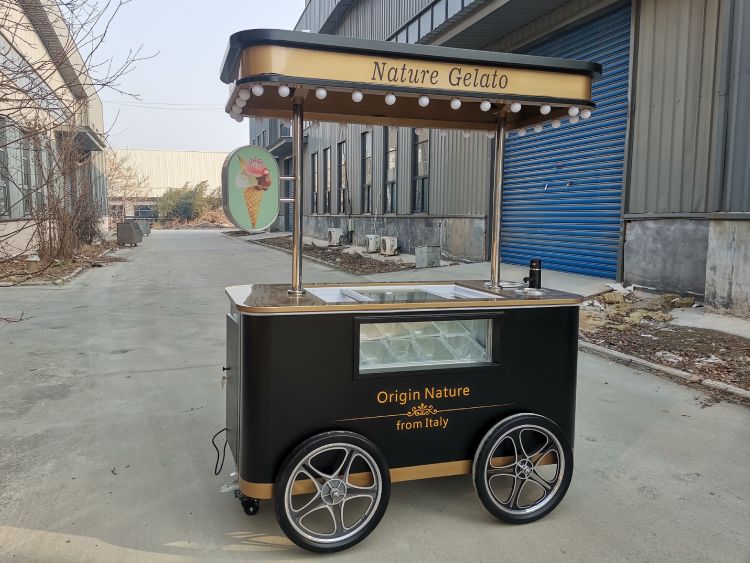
[[222, 145, 280, 232]]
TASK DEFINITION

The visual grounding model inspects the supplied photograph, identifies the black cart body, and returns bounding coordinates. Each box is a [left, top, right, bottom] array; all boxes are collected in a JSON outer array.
[[225, 282, 580, 499]]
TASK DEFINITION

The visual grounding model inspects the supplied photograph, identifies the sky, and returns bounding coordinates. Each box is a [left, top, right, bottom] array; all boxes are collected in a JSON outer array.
[[97, 0, 303, 153]]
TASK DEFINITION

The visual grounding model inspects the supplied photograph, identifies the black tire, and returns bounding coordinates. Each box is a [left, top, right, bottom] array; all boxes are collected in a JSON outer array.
[[473, 413, 573, 524], [241, 497, 260, 516], [274, 431, 390, 553]]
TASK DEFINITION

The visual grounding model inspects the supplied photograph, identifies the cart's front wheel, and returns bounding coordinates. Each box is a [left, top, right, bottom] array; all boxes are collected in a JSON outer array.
[[274, 431, 390, 553], [473, 413, 573, 524]]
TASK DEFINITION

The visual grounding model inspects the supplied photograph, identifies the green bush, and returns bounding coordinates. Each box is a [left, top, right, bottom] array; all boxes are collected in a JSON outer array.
[[157, 181, 213, 221]]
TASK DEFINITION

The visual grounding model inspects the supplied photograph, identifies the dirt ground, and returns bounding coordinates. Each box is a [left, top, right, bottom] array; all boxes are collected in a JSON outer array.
[[0, 241, 125, 286], [249, 235, 416, 275], [580, 291, 750, 392]]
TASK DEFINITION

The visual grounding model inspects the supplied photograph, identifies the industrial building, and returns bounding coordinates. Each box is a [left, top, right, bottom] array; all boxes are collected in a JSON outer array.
[[108, 149, 227, 219], [0, 0, 108, 257], [249, 0, 749, 315]]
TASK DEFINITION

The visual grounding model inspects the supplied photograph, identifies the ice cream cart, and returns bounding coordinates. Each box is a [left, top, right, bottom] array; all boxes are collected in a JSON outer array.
[[218, 29, 600, 553]]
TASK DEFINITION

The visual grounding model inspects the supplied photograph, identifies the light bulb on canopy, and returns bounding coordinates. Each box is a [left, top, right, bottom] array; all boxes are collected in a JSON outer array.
[[352, 90, 363, 102], [251, 84, 264, 96], [278, 85, 291, 97]]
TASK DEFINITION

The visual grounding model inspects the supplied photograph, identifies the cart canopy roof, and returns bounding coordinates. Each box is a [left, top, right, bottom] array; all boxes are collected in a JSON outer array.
[[221, 29, 601, 131]]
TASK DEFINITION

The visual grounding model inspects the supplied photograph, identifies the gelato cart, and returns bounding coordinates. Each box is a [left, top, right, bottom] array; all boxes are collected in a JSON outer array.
[[218, 29, 600, 553]]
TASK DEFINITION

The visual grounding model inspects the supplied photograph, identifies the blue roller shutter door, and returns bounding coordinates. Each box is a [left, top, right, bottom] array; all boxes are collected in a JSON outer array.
[[500, 4, 631, 279]]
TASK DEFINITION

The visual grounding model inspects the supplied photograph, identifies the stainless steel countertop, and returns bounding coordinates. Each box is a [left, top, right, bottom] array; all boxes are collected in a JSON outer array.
[[225, 281, 582, 315]]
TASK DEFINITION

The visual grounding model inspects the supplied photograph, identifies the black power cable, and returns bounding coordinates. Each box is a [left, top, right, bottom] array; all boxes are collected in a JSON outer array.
[[211, 427, 228, 476]]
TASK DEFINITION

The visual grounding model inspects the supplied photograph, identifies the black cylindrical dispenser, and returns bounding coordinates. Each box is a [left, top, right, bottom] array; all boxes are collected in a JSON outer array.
[[523, 259, 542, 289]]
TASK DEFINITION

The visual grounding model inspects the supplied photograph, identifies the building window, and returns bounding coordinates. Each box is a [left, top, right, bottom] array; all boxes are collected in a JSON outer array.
[[384, 127, 397, 214], [21, 137, 32, 216], [361, 131, 372, 214], [34, 147, 44, 210], [134, 204, 157, 218], [420, 10, 432, 39], [323, 147, 331, 213], [310, 151, 318, 213], [337, 141, 347, 214], [448, 0, 462, 18], [280, 121, 290, 137], [407, 20, 419, 43], [412, 129, 429, 213], [0, 117, 9, 216], [433, 0, 446, 27], [261, 129, 267, 147]]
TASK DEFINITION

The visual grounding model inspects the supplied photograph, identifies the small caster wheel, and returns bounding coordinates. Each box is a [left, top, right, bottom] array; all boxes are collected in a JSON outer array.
[[241, 498, 260, 516]]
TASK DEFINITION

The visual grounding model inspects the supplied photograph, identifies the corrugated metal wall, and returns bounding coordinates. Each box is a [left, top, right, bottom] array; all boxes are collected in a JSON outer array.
[[430, 130, 490, 215], [722, 0, 750, 212], [296, 0, 340, 32], [627, 0, 722, 214], [297, 0, 490, 219], [113, 149, 227, 197], [500, 4, 631, 278]]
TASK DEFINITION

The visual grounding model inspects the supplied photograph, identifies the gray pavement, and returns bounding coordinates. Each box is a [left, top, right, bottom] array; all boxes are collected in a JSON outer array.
[[671, 307, 750, 339], [0, 230, 748, 562]]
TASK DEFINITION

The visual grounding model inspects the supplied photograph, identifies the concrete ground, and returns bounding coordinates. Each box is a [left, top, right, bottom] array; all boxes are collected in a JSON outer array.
[[671, 307, 750, 340], [0, 230, 748, 562]]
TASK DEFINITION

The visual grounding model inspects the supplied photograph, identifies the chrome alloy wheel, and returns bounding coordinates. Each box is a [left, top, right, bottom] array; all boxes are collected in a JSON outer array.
[[283, 442, 383, 545], [484, 425, 565, 514], [473, 414, 573, 523]]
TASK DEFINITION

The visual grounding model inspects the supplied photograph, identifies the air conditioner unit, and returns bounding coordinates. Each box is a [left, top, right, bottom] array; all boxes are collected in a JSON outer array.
[[365, 234, 381, 253], [327, 228, 343, 246], [380, 236, 398, 256]]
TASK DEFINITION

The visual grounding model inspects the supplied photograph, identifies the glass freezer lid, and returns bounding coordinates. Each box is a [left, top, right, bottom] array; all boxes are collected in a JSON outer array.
[[305, 284, 502, 304], [352, 289, 449, 303]]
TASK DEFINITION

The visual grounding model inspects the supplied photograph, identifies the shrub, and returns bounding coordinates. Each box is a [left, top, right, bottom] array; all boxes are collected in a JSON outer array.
[[157, 181, 214, 222]]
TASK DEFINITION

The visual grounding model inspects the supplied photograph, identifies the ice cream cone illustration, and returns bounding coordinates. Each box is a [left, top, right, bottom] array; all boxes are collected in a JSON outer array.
[[235, 156, 272, 228], [244, 187, 265, 227]]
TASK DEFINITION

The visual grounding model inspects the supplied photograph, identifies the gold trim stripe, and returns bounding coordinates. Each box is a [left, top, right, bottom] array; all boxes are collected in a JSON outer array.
[[335, 403, 512, 422], [238, 453, 557, 500]]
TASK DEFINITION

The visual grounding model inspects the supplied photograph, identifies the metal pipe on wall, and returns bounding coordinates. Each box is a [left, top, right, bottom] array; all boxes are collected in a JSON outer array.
[[288, 99, 305, 296], [489, 118, 506, 289]]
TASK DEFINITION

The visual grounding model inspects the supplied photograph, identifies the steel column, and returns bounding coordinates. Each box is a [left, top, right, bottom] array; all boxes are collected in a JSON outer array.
[[289, 99, 305, 296], [489, 118, 506, 289]]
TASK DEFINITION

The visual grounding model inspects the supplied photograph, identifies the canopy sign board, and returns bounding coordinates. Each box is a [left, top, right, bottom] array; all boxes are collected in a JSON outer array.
[[221, 29, 601, 131], [222, 145, 280, 232]]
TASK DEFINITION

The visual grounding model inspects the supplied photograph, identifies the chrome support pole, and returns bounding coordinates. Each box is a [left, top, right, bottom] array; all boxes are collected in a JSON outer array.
[[489, 118, 506, 289], [288, 99, 305, 296]]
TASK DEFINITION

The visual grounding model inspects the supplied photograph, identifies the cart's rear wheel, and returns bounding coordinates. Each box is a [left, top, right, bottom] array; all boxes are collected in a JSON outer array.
[[274, 431, 390, 553], [473, 413, 573, 524]]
